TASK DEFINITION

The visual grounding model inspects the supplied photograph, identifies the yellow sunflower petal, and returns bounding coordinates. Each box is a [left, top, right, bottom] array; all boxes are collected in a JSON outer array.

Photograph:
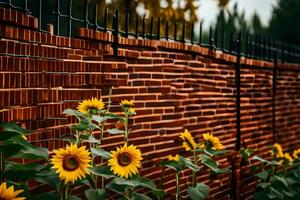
[[50, 144, 92, 184], [179, 129, 197, 151], [203, 133, 224, 151], [0, 182, 24, 200], [108, 143, 142, 179]]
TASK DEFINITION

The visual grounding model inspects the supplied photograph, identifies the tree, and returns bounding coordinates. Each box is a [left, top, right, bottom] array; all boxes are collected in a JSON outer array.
[[250, 12, 264, 35], [268, 0, 300, 45]]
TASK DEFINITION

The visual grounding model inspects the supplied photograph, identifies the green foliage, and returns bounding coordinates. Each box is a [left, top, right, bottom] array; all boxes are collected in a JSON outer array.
[[85, 189, 107, 200], [268, 0, 300, 45], [188, 183, 210, 200], [0, 122, 59, 198], [250, 144, 300, 200], [161, 156, 200, 173], [199, 154, 231, 175], [89, 166, 116, 179]]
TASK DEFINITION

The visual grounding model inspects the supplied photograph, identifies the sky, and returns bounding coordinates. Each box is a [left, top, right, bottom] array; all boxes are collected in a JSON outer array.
[[198, 0, 277, 30]]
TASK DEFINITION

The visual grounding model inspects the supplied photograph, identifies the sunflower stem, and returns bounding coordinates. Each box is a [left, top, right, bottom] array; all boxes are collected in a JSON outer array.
[[64, 184, 69, 200], [192, 149, 197, 187], [0, 140, 4, 182], [107, 86, 113, 112], [159, 167, 165, 189], [124, 112, 129, 143], [176, 172, 180, 200], [124, 187, 132, 199]]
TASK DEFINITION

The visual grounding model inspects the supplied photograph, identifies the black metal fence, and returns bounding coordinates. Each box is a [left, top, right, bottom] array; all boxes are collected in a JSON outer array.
[[1, 0, 300, 64], [0, 0, 300, 63]]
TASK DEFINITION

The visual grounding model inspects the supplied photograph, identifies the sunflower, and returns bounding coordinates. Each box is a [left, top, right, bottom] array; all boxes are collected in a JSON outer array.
[[120, 100, 134, 107], [77, 97, 105, 114], [293, 149, 300, 159], [283, 153, 293, 163], [51, 143, 92, 184], [168, 154, 180, 161], [108, 143, 142, 179], [180, 129, 197, 151], [0, 182, 25, 200], [271, 143, 284, 158], [203, 133, 224, 150], [128, 107, 136, 113]]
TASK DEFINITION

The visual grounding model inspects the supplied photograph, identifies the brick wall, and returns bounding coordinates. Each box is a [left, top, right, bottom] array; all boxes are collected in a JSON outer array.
[[1, 8, 300, 199]]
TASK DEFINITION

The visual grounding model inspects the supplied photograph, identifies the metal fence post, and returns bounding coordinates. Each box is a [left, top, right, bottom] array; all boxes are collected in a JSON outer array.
[[157, 17, 160, 40], [142, 15, 145, 39], [84, 0, 89, 28], [56, 0, 60, 35], [149, 17, 153, 39], [174, 20, 177, 41], [190, 22, 194, 44], [68, 0, 73, 37], [112, 10, 119, 57], [214, 24, 218, 48], [181, 21, 185, 43], [125, 9, 129, 38], [272, 38, 278, 143], [135, 15, 139, 39], [199, 21, 202, 46], [209, 26, 215, 51], [104, 7, 108, 32], [94, 2, 98, 30], [165, 20, 168, 41], [38, 0, 42, 30], [235, 32, 242, 151], [221, 24, 224, 52]]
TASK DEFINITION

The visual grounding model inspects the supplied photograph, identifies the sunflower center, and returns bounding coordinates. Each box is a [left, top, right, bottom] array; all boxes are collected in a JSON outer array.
[[86, 106, 99, 113], [62, 155, 79, 171], [185, 139, 194, 150], [117, 152, 132, 166]]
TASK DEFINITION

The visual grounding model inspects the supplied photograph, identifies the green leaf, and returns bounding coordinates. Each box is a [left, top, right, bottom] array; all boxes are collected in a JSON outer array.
[[257, 182, 270, 189], [104, 113, 121, 120], [254, 191, 269, 200], [4, 161, 46, 181], [150, 189, 166, 200], [91, 147, 111, 160], [199, 154, 231, 174], [34, 169, 60, 190], [180, 157, 200, 172], [12, 146, 48, 160], [106, 182, 126, 194], [71, 123, 100, 131], [85, 189, 107, 200], [80, 135, 100, 144], [29, 192, 59, 200], [28, 192, 60, 200], [63, 109, 84, 117], [204, 148, 230, 157], [252, 156, 280, 166], [110, 176, 158, 191], [0, 122, 30, 134], [160, 160, 181, 172], [0, 122, 30, 140], [107, 129, 125, 135], [132, 193, 152, 200], [267, 186, 284, 199], [89, 166, 116, 179], [188, 183, 210, 200], [271, 175, 289, 189], [66, 195, 81, 200], [239, 148, 254, 159], [91, 115, 106, 123], [255, 170, 271, 182], [2, 136, 48, 160]]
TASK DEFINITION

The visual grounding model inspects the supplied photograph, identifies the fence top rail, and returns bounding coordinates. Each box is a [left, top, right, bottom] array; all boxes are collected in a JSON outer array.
[[0, 0, 299, 64]]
